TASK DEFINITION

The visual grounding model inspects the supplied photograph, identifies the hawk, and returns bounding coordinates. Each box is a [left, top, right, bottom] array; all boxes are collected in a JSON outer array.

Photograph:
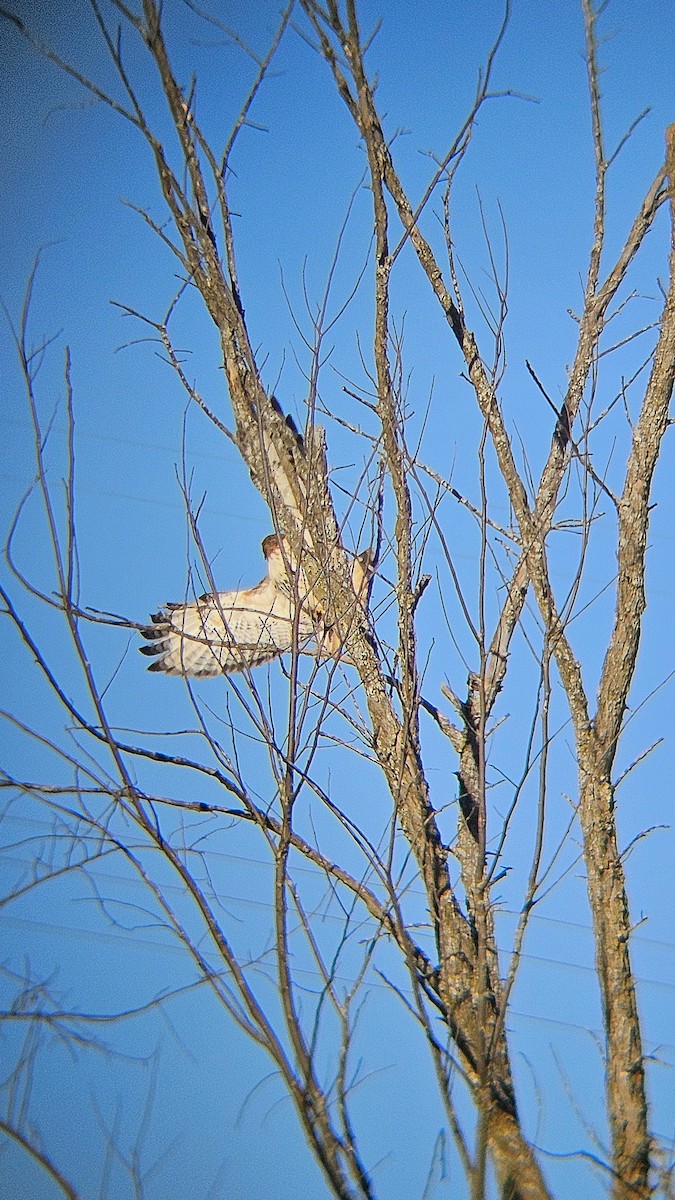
[[140, 534, 371, 677]]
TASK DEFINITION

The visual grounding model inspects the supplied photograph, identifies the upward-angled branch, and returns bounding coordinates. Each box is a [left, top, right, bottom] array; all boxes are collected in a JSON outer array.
[[595, 124, 675, 767]]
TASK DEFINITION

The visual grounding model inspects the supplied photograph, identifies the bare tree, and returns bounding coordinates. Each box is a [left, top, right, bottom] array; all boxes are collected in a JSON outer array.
[[1, 2, 674, 1199]]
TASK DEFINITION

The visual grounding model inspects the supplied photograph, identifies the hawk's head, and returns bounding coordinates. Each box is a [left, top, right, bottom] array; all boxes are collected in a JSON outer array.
[[261, 534, 290, 585]]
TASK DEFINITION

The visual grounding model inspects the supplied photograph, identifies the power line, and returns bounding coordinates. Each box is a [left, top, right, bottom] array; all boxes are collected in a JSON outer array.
[[3, 814, 675, 953], [0, 415, 238, 465], [2, 911, 674, 1056], [4, 827, 675, 956], [3, 852, 675, 994]]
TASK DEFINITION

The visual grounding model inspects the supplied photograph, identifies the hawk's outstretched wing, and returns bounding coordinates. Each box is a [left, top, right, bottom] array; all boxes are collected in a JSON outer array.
[[140, 534, 374, 678], [140, 535, 316, 677]]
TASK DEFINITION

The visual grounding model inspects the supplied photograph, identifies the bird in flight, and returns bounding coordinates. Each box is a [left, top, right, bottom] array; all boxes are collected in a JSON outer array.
[[140, 534, 371, 677]]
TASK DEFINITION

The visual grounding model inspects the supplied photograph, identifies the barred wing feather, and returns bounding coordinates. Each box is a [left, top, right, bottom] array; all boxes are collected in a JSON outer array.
[[140, 578, 316, 677], [140, 534, 374, 678]]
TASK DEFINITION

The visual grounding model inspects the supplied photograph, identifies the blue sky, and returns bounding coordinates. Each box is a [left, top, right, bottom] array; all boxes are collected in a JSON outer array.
[[1, 2, 675, 1198]]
